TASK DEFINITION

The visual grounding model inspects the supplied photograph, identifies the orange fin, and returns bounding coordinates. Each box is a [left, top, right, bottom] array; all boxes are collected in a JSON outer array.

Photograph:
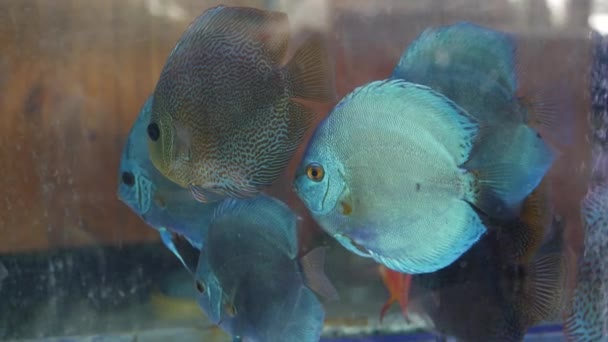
[[398, 274, 413, 323], [378, 266, 412, 323]]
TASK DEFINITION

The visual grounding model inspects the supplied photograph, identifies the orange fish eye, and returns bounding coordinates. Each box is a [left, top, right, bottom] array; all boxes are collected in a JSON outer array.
[[306, 163, 324, 182], [195, 280, 205, 294]]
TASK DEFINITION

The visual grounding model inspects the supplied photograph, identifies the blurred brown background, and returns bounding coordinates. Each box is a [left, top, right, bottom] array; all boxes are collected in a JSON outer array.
[[0, 0, 593, 254]]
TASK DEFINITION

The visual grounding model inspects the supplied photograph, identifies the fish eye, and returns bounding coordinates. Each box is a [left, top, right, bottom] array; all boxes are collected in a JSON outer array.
[[121, 172, 135, 187], [147, 122, 160, 142], [195, 280, 205, 294], [306, 163, 324, 182]]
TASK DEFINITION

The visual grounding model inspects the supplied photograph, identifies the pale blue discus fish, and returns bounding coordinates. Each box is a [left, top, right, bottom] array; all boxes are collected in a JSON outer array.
[[194, 195, 337, 342], [294, 79, 549, 274], [118, 96, 219, 270]]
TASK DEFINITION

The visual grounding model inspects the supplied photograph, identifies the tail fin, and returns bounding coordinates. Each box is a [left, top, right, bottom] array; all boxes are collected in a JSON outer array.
[[465, 124, 555, 219], [286, 33, 336, 103], [521, 217, 569, 324], [300, 247, 339, 301]]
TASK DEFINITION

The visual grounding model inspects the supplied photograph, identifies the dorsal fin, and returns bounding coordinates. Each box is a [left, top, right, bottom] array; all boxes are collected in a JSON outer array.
[[300, 247, 339, 301], [186, 6, 290, 65]]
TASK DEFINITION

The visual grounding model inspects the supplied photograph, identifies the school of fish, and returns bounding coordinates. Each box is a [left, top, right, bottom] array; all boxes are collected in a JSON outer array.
[[115, 5, 589, 341]]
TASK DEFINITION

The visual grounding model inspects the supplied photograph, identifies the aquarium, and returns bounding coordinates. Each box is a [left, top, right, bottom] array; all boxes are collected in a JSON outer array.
[[0, 0, 604, 341]]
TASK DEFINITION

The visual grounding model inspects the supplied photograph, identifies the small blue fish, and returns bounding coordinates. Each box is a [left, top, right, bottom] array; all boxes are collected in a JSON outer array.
[[294, 79, 552, 274], [118, 96, 219, 270], [194, 195, 337, 342]]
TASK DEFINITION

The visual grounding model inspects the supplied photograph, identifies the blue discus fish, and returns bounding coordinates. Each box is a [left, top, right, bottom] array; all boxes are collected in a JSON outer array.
[[294, 79, 553, 274], [392, 22, 558, 209], [391, 22, 517, 123], [118, 96, 218, 270], [392, 21, 568, 134], [194, 195, 337, 342]]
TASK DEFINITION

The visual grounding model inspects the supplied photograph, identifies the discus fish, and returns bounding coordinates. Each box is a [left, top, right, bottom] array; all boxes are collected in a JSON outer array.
[[392, 21, 571, 147], [564, 184, 608, 341], [194, 195, 337, 342], [118, 95, 218, 270], [413, 212, 568, 342], [147, 5, 335, 203], [294, 79, 551, 274]]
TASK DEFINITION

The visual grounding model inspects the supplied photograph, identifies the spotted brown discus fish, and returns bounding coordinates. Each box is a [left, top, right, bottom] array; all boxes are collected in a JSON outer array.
[[147, 5, 335, 203]]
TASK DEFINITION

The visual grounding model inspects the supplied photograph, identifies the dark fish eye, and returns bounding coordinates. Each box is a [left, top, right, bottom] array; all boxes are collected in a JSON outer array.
[[121, 172, 135, 187], [195, 280, 205, 293], [147, 122, 160, 142], [306, 163, 324, 182]]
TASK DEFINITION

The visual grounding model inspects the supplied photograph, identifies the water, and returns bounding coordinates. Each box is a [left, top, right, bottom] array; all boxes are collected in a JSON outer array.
[[0, 0, 599, 341]]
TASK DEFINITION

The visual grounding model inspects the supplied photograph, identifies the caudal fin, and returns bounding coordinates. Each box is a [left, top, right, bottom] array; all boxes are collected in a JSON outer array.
[[466, 124, 555, 219], [521, 217, 569, 324], [300, 247, 339, 301], [287, 34, 336, 103]]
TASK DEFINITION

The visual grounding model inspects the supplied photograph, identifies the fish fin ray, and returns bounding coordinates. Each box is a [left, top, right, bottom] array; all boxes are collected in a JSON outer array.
[[466, 125, 555, 219], [524, 252, 569, 323], [399, 274, 413, 322], [518, 89, 576, 149], [379, 299, 395, 324], [301, 247, 339, 301], [189, 185, 226, 203], [523, 219, 568, 323], [287, 34, 336, 102]]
